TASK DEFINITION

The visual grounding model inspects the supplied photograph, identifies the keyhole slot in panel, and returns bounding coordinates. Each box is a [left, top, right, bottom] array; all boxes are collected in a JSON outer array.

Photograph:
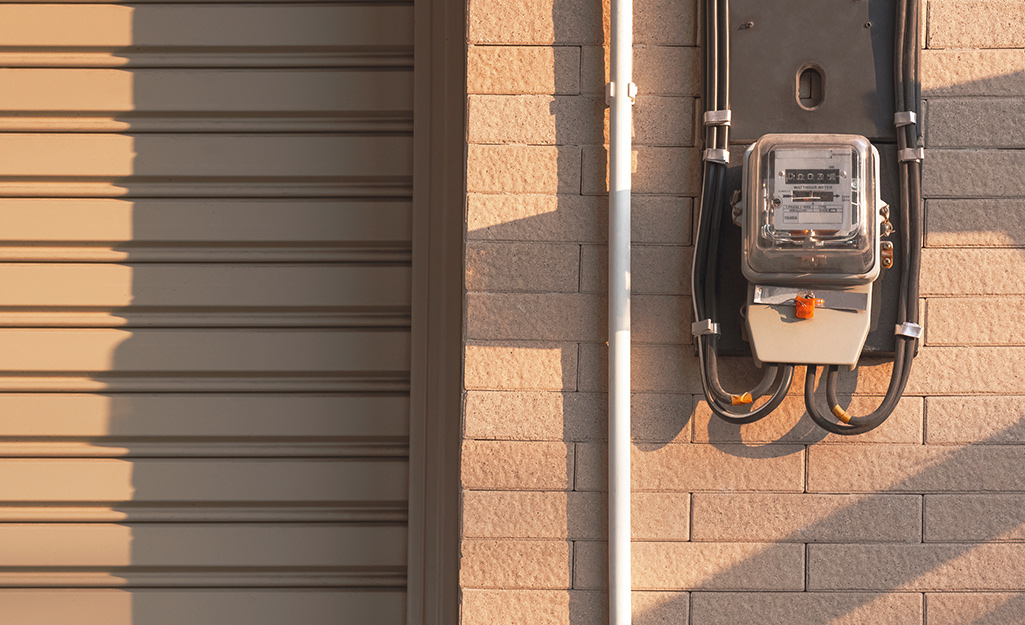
[[797, 65, 825, 109]]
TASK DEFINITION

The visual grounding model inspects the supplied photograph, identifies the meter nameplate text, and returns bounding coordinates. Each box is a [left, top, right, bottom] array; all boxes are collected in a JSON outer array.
[[770, 147, 854, 232]]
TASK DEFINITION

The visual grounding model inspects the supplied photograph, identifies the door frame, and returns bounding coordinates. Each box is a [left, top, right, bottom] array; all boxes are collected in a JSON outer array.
[[408, 0, 465, 620]]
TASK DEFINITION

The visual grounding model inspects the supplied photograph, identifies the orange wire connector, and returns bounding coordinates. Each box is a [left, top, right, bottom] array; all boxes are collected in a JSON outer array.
[[794, 294, 824, 319], [730, 392, 753, 406]]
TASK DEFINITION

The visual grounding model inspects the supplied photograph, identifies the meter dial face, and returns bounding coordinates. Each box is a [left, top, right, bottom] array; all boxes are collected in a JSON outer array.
[[742, 134, 878, 282], [768, 146, 857, 238]]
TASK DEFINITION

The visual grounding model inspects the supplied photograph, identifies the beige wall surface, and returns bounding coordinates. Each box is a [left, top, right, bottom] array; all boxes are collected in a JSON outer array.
[[462, 0, 1025, 622], [0, 2, 415, 624]]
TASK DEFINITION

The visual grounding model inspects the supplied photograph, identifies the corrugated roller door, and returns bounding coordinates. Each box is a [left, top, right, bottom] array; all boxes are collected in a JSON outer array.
[[0, 2, 413, 623]]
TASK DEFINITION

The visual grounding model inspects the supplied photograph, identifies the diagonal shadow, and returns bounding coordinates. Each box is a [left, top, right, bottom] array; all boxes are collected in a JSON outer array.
[[467, 0, 1025, 618]]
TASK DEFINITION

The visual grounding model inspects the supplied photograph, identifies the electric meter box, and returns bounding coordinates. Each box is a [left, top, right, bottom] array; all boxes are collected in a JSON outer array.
[[742, 133, 884, 367]]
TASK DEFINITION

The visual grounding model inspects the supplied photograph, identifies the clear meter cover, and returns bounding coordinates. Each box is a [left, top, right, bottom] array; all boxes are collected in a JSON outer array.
[[743, 134, 878, 283]]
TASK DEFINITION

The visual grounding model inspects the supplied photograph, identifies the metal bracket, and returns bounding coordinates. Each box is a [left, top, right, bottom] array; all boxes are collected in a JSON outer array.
[[898, 147, 924, 162], [894, 111, 918, 127], [692, 319, 721, 336], [605, 81, 638, 106], [703, 148, 730, 164], [895, 322, 923, 338], [730, 189, 743, 226], [703, 110, 732, 126], [752, 285, 869, 312]]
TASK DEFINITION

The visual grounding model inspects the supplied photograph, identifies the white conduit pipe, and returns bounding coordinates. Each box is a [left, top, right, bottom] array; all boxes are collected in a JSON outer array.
[[608, 0, 633, 619]]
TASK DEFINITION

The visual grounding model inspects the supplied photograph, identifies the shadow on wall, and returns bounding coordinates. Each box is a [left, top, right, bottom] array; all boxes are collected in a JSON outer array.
[[467, 0, 1025, 615], [0, 3, 412, 624]]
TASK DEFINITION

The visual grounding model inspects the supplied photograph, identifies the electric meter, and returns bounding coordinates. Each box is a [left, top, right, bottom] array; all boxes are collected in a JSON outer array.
[[741, 133, 885, 367]]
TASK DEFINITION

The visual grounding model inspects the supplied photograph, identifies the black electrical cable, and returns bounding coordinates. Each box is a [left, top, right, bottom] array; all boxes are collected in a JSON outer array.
[[706, 0, 719, 152], [692, 0, 795, 424], [699, 336, 794, 425], [804, 0, 923, 435], [716, 0, 729, 152]]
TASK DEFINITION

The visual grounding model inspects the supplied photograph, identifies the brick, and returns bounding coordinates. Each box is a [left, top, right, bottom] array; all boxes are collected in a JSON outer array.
[[635, 295, 692, 345], [467, 145, 581, 194], [574, 442, 804, 492], [631, 96, 696, 147], [691, 592, 922, 625], [631, 196, 692, 245], [630, 492, 691, 541], [465, 341, 578, 391], [467, 46, 581, 95], [927, 297, 1025, 345], [927, 98, 1025, 149], [923, 50, 1025, 97], [463, 391, 692, 442], [461, 590, 689, 625], [922, 250, 1025, 296], [905, 347, 1025, 395], [620, 393, 694, 443], [594, 96, 698, 147], [467, 193, 599, 243], [631, 592, 691, 624], [693, 395, 924, 445], [635, 0, 696, 44], [463, 491, 598, 539], [468, 95, 604, 146], [691, 493, 922, 543], [461, 440, 573, 490], [460, 540, 571, 589], [579, 244, 692, 295], [928, 0, 1025, 49], [462, 491, 689, 540], [926, 494, 1025, 542], [466, 292, 689, 344], [808, 444, 1025, 493], [577, 343, 701, 392], [924, 150, 1025, 198], [465, 95, 697, 148], [468, 0, 602, 44], [574, 541, 804, 590], [809, 543, 1025, 591], [466, 293, 600, 341], [462, 590, 599, 625], [581, 46, 703, 96], [927, 593, 1025, 625], [464, 390, 566, 440], [466, 194, 692, 245], [582, 145, 701, 195], [926, 396, 1025, 444], [926, 199, 1025, 247], [466, 241, 579, 293]]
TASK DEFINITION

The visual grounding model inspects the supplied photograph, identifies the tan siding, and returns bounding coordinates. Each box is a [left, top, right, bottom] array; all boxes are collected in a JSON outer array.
[[0, 0, 413, 621], [0, 590, 406, 625]]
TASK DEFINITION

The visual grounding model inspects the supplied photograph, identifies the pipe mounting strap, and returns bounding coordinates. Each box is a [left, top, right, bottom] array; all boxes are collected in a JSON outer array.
[[703, 110, 732, 126], [895, 322, 923, 338], [898, 147, 924, 163], [604, 81, 638, 106], [692, 319, 720, 336], [703, 148, 729, 164], [894, 111, 918, 127]]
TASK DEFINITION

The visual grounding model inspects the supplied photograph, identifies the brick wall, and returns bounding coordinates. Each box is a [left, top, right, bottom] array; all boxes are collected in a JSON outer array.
[[461, 0, 1025, 622]]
